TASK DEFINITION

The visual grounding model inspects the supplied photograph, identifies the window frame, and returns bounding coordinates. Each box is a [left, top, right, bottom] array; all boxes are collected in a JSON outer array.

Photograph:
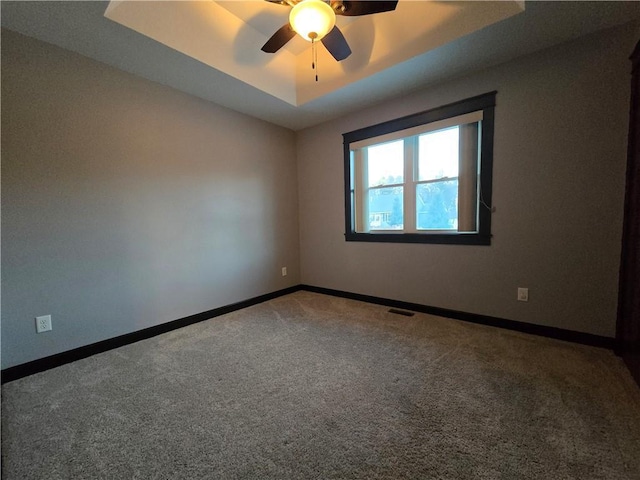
[[343, 91, 496, 245]]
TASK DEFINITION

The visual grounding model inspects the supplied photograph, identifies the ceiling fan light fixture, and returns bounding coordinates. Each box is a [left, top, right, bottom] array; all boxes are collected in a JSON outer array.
[[289, 0, 336, 42]]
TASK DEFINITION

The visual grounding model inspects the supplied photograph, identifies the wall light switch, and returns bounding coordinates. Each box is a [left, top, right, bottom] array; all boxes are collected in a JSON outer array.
[[281, 267, 287, 277]]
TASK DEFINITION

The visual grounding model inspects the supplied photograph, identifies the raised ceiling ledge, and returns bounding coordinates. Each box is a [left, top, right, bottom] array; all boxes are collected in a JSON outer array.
[[105, 0, 525, 107]]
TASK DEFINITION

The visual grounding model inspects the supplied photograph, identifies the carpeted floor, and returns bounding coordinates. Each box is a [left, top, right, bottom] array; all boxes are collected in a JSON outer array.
[[2, 291, 640, 479]]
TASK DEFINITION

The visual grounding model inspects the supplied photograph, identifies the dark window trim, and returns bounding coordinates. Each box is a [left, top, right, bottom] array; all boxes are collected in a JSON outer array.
[[343, 91, 496, 246]]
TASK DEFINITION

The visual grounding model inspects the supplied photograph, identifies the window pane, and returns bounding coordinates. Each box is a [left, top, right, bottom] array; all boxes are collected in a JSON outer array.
[[344, 92, 495, 244], [416, 180, 458, 230], [368, 186, 403, 230], [367, 140, 404, 187], [418, 127, 459, 181]]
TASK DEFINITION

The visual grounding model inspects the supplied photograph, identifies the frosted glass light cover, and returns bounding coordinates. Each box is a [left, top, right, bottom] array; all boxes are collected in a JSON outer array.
[[289, 0, 336, 41]]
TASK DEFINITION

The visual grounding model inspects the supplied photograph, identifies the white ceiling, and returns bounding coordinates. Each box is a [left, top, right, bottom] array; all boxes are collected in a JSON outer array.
[[102, 1, 524, 106], [2, 1, 639, 131]]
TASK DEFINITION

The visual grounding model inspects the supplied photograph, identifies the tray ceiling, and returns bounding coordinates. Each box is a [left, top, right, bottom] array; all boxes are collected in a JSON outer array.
[[104, 1, 524, 106], [2, 1, 639, 130]]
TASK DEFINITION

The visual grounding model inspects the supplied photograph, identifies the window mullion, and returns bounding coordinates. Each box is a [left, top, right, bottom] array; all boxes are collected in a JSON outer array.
[[404, 137, 417, 233]]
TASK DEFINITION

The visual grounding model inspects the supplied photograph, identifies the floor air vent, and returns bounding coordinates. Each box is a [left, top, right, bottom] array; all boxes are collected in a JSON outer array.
[[388, 308, 415, 317]]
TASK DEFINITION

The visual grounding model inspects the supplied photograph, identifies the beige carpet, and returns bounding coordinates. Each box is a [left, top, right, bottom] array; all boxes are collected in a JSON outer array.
[[3, 291, 640, 479]]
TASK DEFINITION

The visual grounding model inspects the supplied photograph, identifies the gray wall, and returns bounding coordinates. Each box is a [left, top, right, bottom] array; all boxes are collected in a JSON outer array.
[[2, 22, 638, 370], [1, 30, 300, 368], [297, 23, 638, 338]]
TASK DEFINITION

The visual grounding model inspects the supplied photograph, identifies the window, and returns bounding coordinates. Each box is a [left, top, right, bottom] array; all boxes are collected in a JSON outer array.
[[343, 92, 496, 245]]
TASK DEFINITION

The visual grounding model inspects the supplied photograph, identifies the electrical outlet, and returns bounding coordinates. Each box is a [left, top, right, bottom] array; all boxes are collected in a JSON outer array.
[[281, 267, 287, 277], [36, 315, 52, 333], [517, 288, 529, 302]]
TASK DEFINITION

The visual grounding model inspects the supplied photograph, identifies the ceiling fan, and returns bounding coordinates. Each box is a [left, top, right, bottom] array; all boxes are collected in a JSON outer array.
[[261, 0, 399, 62]]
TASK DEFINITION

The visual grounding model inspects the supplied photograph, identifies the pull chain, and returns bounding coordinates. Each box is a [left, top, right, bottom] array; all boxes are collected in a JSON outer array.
[[311, 38, 319, 82]]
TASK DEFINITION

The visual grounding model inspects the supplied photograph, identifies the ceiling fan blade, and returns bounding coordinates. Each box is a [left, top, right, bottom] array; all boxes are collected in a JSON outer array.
[[322, 26, 352, 61], [336, 1, 398, 16], [264, 0, 290, 5], [261, 24, 297, 53]]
